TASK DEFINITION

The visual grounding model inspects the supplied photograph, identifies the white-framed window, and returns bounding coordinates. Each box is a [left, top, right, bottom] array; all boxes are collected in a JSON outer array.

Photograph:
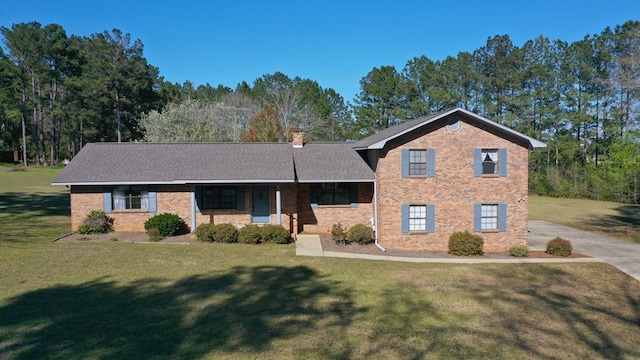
[[402, 148, 435, 178], [402, 203, 434, 233], [113, 185, 149, 210], [482, 149, 498, 175], [409, 149, 427, 176], [409, 205, 427, 231], [481, 204, 499, 230]]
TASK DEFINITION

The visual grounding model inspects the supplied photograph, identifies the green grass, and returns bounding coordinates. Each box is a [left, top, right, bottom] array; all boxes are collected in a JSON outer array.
[[1, 168, 639, 359], [529, 195, 640, 243], [0, 166, 70, 245]]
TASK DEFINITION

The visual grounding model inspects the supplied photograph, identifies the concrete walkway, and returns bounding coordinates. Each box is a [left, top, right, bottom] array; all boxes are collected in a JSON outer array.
[[296, 221, 640, 282]]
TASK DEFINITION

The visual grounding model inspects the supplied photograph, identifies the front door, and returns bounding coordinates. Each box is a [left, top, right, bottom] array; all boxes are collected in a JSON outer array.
[[252, 185, 270, 223]]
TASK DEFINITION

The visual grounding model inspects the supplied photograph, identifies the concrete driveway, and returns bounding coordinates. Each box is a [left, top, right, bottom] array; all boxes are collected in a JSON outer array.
[[529, 220, 640, 281]]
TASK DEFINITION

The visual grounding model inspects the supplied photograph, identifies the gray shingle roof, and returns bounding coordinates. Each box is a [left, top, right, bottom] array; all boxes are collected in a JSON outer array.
[[353, 107, 546, 150], [293, 142, 375, 182], [52, 143, 296, 185]]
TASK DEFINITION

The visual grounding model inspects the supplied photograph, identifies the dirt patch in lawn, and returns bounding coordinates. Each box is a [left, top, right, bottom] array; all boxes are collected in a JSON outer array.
[[318, 233, 590, 259]]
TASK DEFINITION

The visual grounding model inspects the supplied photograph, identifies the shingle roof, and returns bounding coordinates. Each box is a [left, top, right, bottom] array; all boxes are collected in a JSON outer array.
[[353, 107, 546, 150], [293, 142, 375, 182], [52, 143, 296, 185]]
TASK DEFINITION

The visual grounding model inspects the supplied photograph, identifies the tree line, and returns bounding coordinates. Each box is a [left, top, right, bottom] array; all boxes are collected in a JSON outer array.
[[1, 20, 639, 203]]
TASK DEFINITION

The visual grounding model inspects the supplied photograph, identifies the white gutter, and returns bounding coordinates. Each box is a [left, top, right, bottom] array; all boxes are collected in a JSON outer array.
[[373, 175, 386, 252], [52, 179, 297, 186]]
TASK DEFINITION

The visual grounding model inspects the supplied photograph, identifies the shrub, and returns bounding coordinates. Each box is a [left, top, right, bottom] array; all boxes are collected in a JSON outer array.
[[144, 213, 187, 237], [546, 237, 572, 257], [77, 210, 113, 234], [346, 223, 374, 245], [448, 231, 484, 256], [211, 223, 238, 243], [238, 224, 262, 244], [146, 228, 162, 242], [331, 223, 346, 241], [509, 244, 530, 257], [260, 224, 291, 244], [195, 223, 216, 242]]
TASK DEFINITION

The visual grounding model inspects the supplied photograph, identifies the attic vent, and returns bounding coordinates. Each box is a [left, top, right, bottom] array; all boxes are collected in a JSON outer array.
[[447, 120, 462, 132]]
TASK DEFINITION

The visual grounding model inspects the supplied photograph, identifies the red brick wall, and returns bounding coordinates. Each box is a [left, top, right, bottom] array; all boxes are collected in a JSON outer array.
[[297, 183, 374, 234], [374, 120, 530, 252], [70, 184, 298, 234]]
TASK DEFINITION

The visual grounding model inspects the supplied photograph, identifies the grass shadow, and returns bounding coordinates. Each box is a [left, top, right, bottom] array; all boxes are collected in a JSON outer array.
[[0, 265, 357, 359], [367, 264, 640, 359], [584, 204, 640, 242], [0, 192, 69, 217]]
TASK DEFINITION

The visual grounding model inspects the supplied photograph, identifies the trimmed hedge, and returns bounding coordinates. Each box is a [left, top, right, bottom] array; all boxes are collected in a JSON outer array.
[[448, 231, 484, 256], [546, 237, 572, 256], [346, 223, 374, 245], [195, 223, 216, 242], [211, 223, 238, 243], [260, 224, 291, 244], [509, 244, 530, 257], [196, 223, 290, 244], [78, 210, 113, 234], [144, 213, 187, 237], [238, 224, 262, 244]]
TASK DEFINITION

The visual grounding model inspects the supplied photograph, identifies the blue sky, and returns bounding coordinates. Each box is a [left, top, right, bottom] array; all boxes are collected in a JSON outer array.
[[3, 0, 639, 103]]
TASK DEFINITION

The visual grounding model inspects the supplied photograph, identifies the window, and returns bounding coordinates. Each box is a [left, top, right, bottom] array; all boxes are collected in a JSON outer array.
[[202, 186, 237, 209], [409, 149, 426, 176], [317, 183, 350, 205], [481, 204, 498, 230], [113, 185, 148, 210], [475, 148, 507, 177], [402, 148, 435, 178], [409, 205, 427, 231], [401, 204, 435, 233], [474, 203, 507, 232], [482, 149, 498, 175]]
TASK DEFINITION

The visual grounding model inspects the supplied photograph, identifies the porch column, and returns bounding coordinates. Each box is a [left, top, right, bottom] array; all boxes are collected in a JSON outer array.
[[190, 185, 197, 233], [276, 184, 282, 225]]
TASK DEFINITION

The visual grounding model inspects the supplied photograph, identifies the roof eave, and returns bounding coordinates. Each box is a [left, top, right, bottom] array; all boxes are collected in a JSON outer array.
[[52, 179, 297, 186], [356, 107, 547, 150]]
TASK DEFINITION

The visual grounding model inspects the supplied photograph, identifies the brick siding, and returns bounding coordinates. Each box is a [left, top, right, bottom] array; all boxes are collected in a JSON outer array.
[[374, 119, 529, 251], [297, 183, 374, 233]]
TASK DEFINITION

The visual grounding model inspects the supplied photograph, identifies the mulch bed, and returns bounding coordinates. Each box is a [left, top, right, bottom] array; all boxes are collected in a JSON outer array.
[[55, 231, 590, 259], [318, 233, 590, 259]]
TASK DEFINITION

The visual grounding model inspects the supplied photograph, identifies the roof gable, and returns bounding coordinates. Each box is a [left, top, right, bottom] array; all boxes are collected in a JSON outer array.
[[353, 108, 546, 150]]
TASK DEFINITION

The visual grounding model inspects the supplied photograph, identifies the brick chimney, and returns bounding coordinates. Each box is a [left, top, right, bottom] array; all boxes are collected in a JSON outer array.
[[292, 129, 304, 148]]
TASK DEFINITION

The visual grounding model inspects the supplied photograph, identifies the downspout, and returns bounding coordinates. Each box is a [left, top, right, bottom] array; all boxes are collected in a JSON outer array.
[[190, 185, 196, 233], [373, 175, 386, 252], [276, 184, 282, 225]]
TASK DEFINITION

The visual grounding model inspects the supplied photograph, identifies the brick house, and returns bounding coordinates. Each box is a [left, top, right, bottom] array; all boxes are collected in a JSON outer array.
[[52, 108, 544, 251]]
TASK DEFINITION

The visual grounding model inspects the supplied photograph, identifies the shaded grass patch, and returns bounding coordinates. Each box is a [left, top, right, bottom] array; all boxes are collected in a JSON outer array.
[[529, 195, 640, 243]]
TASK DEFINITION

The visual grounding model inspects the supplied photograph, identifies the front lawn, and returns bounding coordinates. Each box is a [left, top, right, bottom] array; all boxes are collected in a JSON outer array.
[[0, 168, 639, 359], [529, 195, 640, 243]]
